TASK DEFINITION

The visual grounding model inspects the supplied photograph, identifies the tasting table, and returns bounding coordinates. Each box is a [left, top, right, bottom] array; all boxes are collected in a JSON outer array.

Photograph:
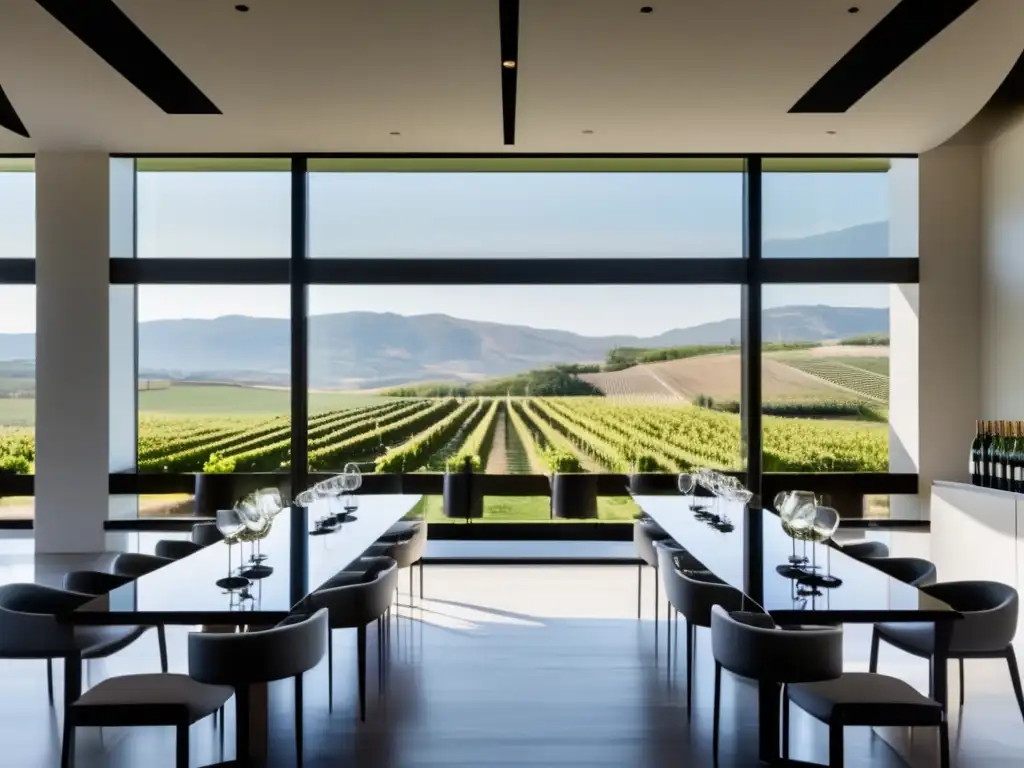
[[632, 494, 961, 766], [67, 494, 423, 763]]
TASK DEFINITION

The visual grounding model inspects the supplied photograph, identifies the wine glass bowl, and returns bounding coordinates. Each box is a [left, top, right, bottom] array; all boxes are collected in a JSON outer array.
[[677, 473, 695, 495], [809, 505, 840, 543]]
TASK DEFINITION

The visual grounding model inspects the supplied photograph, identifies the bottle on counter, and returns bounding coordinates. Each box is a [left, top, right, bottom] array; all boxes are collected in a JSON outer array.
[[1000, 421, 1014, 492], [1013, 422, 1023, 494], [985, 420, 1001, 489], [971, 419, 984, 486]]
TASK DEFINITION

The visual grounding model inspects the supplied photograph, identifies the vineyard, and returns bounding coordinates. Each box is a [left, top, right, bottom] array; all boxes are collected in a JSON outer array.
[[0, 396, 888, 476], [784, 358, 889, 403]]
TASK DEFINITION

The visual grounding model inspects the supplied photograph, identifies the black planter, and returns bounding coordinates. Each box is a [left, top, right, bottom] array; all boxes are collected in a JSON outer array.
[[551, 473, 598, 519], [628, 473, 679, 495], [193, 473, 289, 517], [443, 472, 483, 519]]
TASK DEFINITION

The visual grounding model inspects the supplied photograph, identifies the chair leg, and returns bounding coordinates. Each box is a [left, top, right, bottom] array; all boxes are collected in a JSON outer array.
[[781, 683, 790, 759], [409, 567, 413, 600], [47, 659, 54, 706], [636, 564, 642, 619], [829, 722, 844, 768], [377, 619, 384, 694], [235, 685, 251, 765], [686, 623, 694, 721], [869, 626, 880, 673], [158, 626, 169, 673], [295, 673, 303, 767], [357, 624, 367, 722], [175, 723, 189, 768], [60, 715, 74, 768], [938, 721, 950, 768], [959, 658, 965, 708], [419, 560, 424, 599], [327, 629, 334, 713], [712, 661, 721, 763], [654, 565, 659, 627], [1005, 646, 1024, 723]]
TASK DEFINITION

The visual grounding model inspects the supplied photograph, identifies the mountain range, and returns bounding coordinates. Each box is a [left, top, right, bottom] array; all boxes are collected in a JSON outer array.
[[0, 223, 890, 389]]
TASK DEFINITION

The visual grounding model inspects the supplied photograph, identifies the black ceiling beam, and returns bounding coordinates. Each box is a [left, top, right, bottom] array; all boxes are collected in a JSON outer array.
[[499, 0, 519, 145], [35, 0, 220, 115], [790, 0, 980, 113], [0, 85, 28, 138]]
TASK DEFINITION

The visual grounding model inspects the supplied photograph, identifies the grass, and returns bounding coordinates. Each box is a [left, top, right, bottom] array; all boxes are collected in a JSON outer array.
[[413, 494, 641, 522], [138, 385, 394, 415]]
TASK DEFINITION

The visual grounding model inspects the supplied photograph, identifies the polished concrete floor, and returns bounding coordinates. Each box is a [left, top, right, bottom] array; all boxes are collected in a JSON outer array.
[[1, 535, 1023, 767]]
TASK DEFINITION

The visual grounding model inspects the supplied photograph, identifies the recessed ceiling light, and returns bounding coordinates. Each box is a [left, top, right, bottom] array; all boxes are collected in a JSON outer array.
[[847, 6, 860, 13], [389, 131, 401, 136], [234, 4, 250, 11], [826, 130, 837, 135], [581, 129, 595, 135], [502, 60, 517, 69], [640, 6, 654, 13]]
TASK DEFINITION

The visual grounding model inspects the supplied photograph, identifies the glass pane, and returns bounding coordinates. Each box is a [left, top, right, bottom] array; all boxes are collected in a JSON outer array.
[[760, 285, 908, 508], [0, 159, 34, 259], [309, 169, 743, 259], [136, 160, 290, 258], [0, 286, 35, 490], [308, 285, 741, 520], [135, 285, 290, 473], [762, 158, 918, 259]]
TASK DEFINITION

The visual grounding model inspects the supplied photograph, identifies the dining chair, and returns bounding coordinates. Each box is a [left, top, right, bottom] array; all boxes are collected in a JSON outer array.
[[188, 608, 329, 766], [0, 583, 150, 712], [62, 570, 168, 675], [61, 672, 232, 768], [864, 556, 937, 588], [365, 522, 427, 602], [304, 557, 398, 719], [870, 580, 1024, 717], [154, 539, 204, 560], [654, 540, 749, 720], [710, 606, 949, 767], [190, 522, 223, 546], [111, 553, 175, 578], [633, 517, 675, 622], [840, 540, 890, 559]]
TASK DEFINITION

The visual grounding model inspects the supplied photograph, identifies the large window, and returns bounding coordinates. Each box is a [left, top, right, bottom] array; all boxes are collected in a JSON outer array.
[[308, 284, 740, 520], [309, 162, 744, 259], [135, 159, 290, 259], [0, 159, 34, 260]]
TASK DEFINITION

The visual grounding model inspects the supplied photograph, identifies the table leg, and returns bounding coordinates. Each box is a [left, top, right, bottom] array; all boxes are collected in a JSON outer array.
[[63, 654, 82, 717], [758, 680, 780, 763]]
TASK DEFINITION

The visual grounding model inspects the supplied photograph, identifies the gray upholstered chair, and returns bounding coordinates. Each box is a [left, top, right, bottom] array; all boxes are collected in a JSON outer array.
[[188, 608, 329, 765], [655, 541, 751, 719], [871, 580, 1024, 717], [633, 517, 675, 622], [190, 522, 223, 547], [62, 571, 168, 675], [304, 557, 398, 719], [111, 552, 175, 578], [0, 583, 150, 713], [864, 556, 937, 588], [365, 522, 427, 601], [840, 540, 890, 559], [154, 539, 204, 560], [711, 606, 947, 767], [61, 673, 232, 768]]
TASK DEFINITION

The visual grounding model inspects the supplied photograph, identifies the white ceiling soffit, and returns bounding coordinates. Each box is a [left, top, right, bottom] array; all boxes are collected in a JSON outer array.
[[0, 0, 1019, 154]]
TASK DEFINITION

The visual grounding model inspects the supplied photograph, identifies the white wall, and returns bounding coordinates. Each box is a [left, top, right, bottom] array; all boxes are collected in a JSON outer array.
[[982, 112, 1024, 417]]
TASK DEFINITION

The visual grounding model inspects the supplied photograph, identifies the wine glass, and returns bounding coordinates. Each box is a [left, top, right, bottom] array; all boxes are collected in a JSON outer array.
[[343, 462, 362, 491], [214, 508, 250, 590], [677, 473, 695, 508], [341, 492, 359, 516], [773, 491, 790, 513]]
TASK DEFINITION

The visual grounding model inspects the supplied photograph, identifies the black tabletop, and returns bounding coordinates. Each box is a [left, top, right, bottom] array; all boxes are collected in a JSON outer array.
[[632, 494, 960, 624], [71, 494, 422, 626]]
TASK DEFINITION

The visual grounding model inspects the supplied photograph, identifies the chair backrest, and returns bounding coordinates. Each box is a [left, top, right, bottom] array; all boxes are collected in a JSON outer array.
[[865, 556, 937, 588], [710, 605, 843, 684], [0, 583, 89, 655], [154, 539, 204, 560], [188, 607, 329, 686], [841, 540, 890, 559], [664, 551, 753, 628], [111, 553, 175, 578], [380, 526, 427, 568], [308, 557, 399, 627], [190, 523, 224, 547], [63, 570, 132, 595], [633, 518, 671, 567], [923, 580, 1019, 652]]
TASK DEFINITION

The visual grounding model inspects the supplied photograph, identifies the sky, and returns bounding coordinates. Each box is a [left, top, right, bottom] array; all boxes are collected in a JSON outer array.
[[0, 167, 905, 336]]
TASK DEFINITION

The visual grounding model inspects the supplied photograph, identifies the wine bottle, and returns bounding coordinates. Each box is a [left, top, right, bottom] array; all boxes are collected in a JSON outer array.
[[981, 420, 994, 488], [1013, 422, 1023, 494], [1001, 421, 1013, 491], [986, 420, 1001, 489], [971, 420, 983, 486]]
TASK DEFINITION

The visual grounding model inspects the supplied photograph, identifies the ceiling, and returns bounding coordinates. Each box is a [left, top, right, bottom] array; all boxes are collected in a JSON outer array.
[[0, 0, 1020, 154]]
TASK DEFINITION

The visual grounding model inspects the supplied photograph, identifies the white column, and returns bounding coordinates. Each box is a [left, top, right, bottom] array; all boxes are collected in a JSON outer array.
[[34, 153, 131, 553], [889, 145, 982, 520]]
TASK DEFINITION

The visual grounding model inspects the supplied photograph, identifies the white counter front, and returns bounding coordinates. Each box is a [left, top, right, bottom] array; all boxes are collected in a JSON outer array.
[[930, 480, 1023, 590]]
